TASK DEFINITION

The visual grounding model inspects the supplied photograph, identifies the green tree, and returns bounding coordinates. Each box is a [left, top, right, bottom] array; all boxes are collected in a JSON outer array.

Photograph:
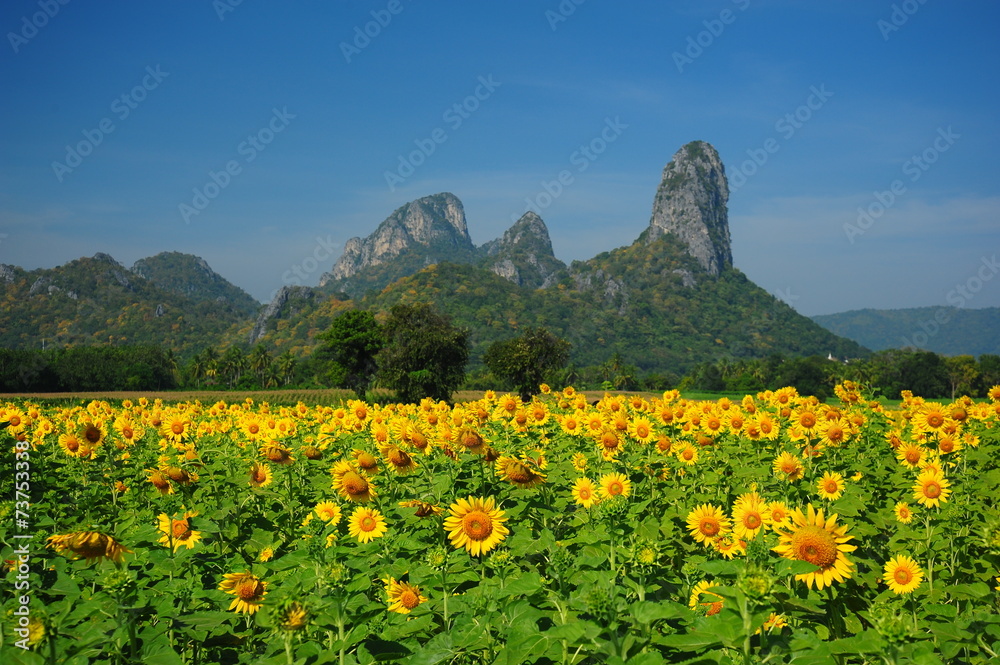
[[376, 303, 469, 403], [316, 310, 385, 399], [944, 355, 979, 398], [483, 327, 571, 401]]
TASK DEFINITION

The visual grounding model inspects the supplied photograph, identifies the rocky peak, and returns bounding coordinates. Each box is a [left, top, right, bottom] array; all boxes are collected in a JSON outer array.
[[477, 212, 566, 288], [319, 192, 473, 286], [644, 140, 732, 276]]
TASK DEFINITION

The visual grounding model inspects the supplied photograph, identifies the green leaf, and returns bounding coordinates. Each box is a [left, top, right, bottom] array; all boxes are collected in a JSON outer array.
[[499, 570, 542, 597], [363, 638, 412, 662]]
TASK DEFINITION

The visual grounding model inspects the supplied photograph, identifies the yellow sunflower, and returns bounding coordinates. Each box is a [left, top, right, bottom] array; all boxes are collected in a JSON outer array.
[[883, 554, 924, 594], [772, 451, 804, 482], [772, 504, 856, 590], [218, 571, 268, 614], [598, 472, 631, 500], [314, 501, 343, 525], [443, 496, 509, 556], [689, 579, 724, 615], [157, 511, 202, 551], [399, 500, 443, 518], [893, 501, 914, 524], [896, 443, 924, 469], [496, 455, 546, 489], [383, 577, 428, 614], [767, 501, 791, 531], [347, 506, 387, 543], [248, 462, 274, 488], [686, 504, 731, 546], [732, 498, 770, 540], [676, 444, 699, 465], [816, 471, 846, 501], [379, 443, 419, 475], [629, 415, 657, 444], [571, 477, 600, 508], [332, 460, 377, 502], [912, 469, 951, 508]]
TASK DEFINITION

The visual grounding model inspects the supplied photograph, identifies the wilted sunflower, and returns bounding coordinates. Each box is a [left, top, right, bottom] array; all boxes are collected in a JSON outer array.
[[816, 471, 846, 501], [157, 511, 202, 551], [47, 531, 129, 564], [443, 496, 509, 556], [686, 504, 731, 546], [218, 571, 268, 614], [146, 468, 174, 495], [912, 469, 951, 508], [380, 443, 419, 475], [347, 506, 387, 543], [383, 577, 428, 614], [772, 504, 856, 590], [332, 460, 377, 502], [883, 554, 924, 594], [399, 500, 443, 518], [262, 442, 294, 465], [248, 462, 273, 488], [496, 455, 546, 489], [571, 477, 600, 508]]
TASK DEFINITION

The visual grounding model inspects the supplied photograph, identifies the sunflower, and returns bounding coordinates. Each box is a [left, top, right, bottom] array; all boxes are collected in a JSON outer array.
[[816, 471, 846, 501], [58, 432, 84, 457], [559, 413, 584, 436], [883, 554, 924, 594], [732, 498, 770, 540], [686, 504, 731, 546], [79, 420, 107, 449], [218, 571, 268, 614], [47, 531, 130, 564], [772, 451, 804, 482], [767, 501, 791, 531], [912, 469, 951, 508], [676, 444, 699, 465], [248, 462, 274, 488], [629, 415, 657, 444], [571, 452, 588, 472], [314, 501, 343, 525], [332, 460, 377, 502], [399, 500, 443, 518], [772, 504, 856, 590], [443, 496, 509, 556], [348, 506, 387, 543], [896, 442, 924, 469], [159, 413, 191, 444], [157, 511, 202, 551], [598, 472, 631, 500], [383, 577, 428, 614], [689, 579, 724, 615], [496, 455, 546, 489], [571, 477, 600, 508], [912, 403, 951, 433], [147, 468, 174, 495], [713, 534, 747, 559], [278, 601, 308, 631], [352, 449, 380, 474], [893, 501, 915, 524], [380, 444, 419, 475]]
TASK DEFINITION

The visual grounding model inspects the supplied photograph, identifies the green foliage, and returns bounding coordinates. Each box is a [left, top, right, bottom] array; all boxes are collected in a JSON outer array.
[[376, 303, 469, 403], [0, 346, 177, 391], [315, 310, 385, 398], [483, 327, 571, 400]]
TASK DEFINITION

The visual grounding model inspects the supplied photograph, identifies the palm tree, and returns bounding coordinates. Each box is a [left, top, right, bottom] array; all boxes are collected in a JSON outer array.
[[276, 351, 297, 386]]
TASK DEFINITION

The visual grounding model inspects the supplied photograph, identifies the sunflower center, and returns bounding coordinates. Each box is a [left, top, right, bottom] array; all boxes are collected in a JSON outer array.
[[251, 468, 266, 483], [389, 449, 411, 467], [800, 413, 817, 428], [923, 481, 941, 498], [578, 487, 592, 500], [343, 472, 369, 496], [607, 481, 624, 495], [744, 513, 762, 529], [83, 426, 101, 443], [927, 413, 944, 428], [400, 589, 421, 609], [248, 424, 260, 434], [237, 579, 264, 601], [824, 481, 839, 494], [66, 438, 80, 452], [122, 427, 134, 439], [700, 519, 720, 537], [939, 439, 955, 453], [905, 450, 920, 464], [894, 568, 912, 585], [790, 525, 838, 568], [171, 422, 184, 435], [359, 515, 377, 532], [172, 519, 192, 540], [462, 510, 493, 541]]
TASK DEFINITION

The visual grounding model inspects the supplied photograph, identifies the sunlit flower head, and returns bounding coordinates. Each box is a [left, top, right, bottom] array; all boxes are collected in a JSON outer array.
[[218, 571, 268, 614], [443, 496, 509, 557], [383, 577, 428, 614], [772, 504, 855, 590], [883, 554, 924, 594]]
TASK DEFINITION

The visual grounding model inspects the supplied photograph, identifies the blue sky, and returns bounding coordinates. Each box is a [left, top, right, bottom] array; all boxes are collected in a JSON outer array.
[[2, 0, 998, 316]]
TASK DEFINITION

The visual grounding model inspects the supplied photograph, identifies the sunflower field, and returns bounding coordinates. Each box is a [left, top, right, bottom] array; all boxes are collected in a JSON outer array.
[[2, 382, 1000, 664]]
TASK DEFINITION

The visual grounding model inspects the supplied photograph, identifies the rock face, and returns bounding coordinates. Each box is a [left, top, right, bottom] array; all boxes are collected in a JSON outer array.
[[320, 192, 474, 287], [477, 212, 566, 288], [645, 140, 732, 276], [131, 251, 260, 317], [249, 286, 316, 343]]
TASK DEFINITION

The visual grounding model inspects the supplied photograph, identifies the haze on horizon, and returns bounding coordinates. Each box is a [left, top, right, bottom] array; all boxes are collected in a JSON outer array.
[[2, 1, 998, 317]]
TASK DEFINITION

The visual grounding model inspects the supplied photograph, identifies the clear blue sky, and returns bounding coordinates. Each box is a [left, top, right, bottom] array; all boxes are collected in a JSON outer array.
[[2, 0, 998, 316]]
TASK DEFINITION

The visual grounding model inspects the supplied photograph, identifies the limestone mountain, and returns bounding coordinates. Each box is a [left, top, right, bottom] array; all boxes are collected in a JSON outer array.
[[812, 307, 1000, 356], [643, 140, 732, 276], [318, 192, 477, 298], [476, 212, 566, 288], [0, 253, 254, 358], [131, 251, 261, 318]]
